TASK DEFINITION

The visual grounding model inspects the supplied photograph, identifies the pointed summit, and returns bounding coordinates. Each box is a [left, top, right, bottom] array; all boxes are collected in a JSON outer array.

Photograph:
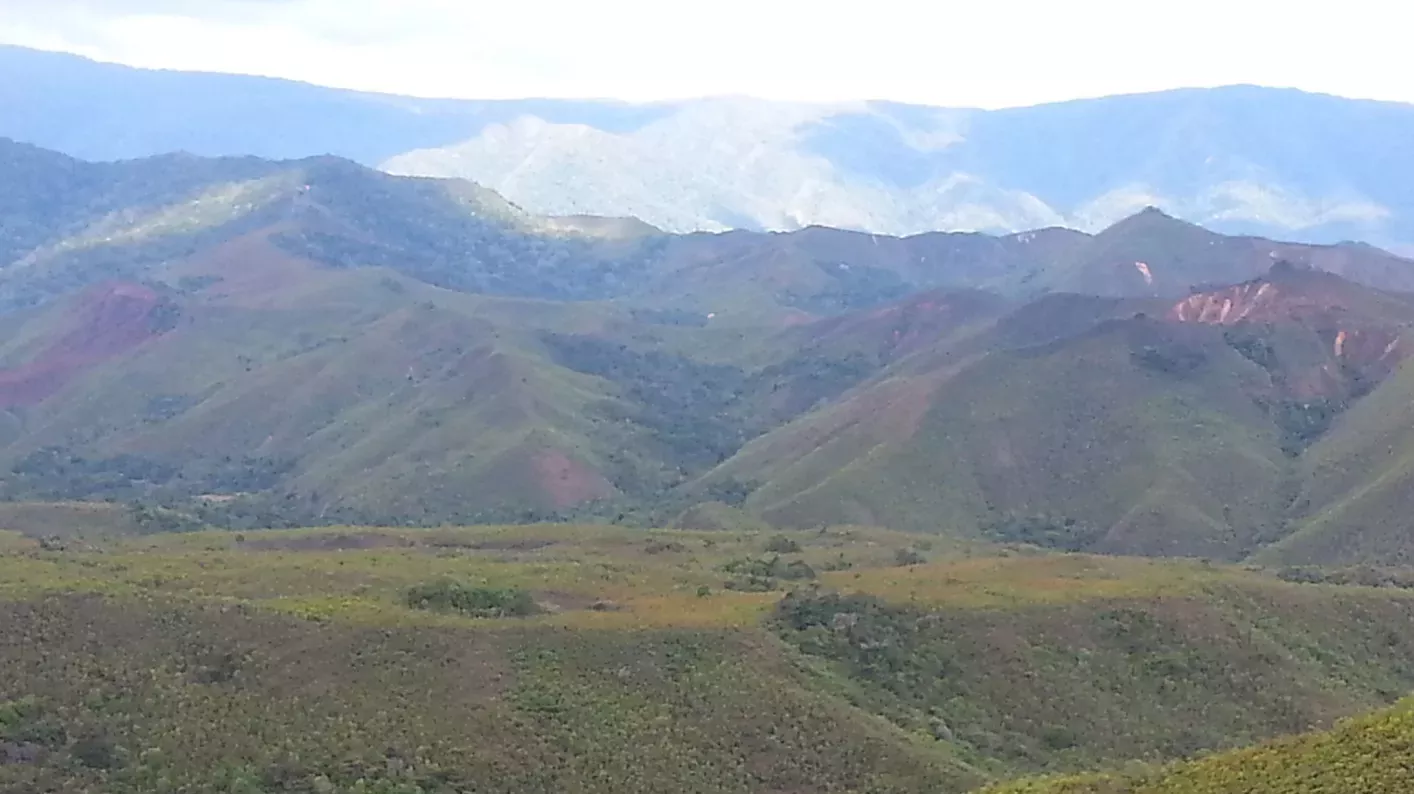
[[1096, 205, 1210, 240]]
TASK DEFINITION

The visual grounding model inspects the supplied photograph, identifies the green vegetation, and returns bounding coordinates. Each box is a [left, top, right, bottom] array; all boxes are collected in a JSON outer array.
[[763, 534, 802, 553], [0, 523, 993, 793], [981, 515, 1106, 553], [720, 554, 817, 591], [270, 162, 666, 302], [0, 522, 1413, 791], [770, 576, 1414, 774], [10, 136, 1414, 560], [404, 581, 541, 617], [987, 698, 1414, 793]]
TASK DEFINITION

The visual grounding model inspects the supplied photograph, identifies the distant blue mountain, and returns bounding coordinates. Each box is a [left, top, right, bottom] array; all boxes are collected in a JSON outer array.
[[0, 45, 668, 163], [5, 45, 1414, 250]]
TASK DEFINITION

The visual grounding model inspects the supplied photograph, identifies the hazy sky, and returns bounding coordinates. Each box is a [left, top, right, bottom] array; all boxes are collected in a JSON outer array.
[[1, 0, 1408, 108]]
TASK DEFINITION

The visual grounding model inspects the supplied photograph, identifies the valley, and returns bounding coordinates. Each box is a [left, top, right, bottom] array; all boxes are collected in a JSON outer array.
[[3, 63, 1414, 791]]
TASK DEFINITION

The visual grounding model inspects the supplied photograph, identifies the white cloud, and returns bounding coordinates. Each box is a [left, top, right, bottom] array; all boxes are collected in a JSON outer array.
[[0, 0, 1410, 108]]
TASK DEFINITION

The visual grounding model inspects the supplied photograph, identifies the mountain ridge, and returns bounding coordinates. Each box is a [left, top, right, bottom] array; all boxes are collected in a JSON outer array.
[[4, 137, 1414, 556], [6, 45, 1414, 247]]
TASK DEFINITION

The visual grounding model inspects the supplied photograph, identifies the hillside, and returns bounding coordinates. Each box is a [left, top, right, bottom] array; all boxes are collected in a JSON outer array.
[[711, 313, 1292, 555], [6, 47, 1414, 247], [988, 697, 1414, 793], [9, 139, 1414, 536], [6, 525, 1414, 792], [701, 263, 1414, 561]]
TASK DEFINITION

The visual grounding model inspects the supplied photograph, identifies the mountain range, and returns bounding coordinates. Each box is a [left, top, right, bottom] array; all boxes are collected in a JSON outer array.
[[12, 40, 1414, 794], [1, 135, 1414, 567], [5, 45, 1414, 249]]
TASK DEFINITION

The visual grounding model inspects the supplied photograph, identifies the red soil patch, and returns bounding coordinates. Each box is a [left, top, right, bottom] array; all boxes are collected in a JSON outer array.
[[1168, 280, 1330, 326], [0, 282, 174, 408], [531, 449, 615, 509], [806, 289, 1003, 363], [243, 532, 415, 552], [165, 227, 324, 307], [1169, 273, 1407, 400]]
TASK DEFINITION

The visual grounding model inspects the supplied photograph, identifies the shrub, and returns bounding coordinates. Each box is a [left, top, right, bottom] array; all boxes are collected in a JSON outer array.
[[72, 733, 120, 769], [644, 539, 687, 554], [720, 555, 816, 591], [764, 534, 802, 554], [781, 560, 817, 581], [894, 548, 926, 566], [980, 514, 1106, 552], [404, 581, 541, 618], [723, 575, 777, 593]]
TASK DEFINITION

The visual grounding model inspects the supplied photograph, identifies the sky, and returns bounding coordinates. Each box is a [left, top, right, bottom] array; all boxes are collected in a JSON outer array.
[[0, 0, 1409, 109]]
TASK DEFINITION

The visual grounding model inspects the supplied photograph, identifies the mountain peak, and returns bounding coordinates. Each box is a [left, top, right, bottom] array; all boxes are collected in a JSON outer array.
[[1098, 205, 1204, 237]]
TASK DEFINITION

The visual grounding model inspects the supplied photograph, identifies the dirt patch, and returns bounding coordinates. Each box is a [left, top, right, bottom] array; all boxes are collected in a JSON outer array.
[[0, 741, 42, 766], [165, 228, 326, 307], [243, 532, 415, 552], [531, 449, 615, 509], [0, 282, 175, 407], [535, 590, 605, 612], [468, 537, 557, 552]]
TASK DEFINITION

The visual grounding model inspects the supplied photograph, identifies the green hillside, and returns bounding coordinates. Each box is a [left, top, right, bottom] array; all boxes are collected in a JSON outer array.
[[10, 139, 1414, 540], [1258, 358, 1414, 566], [728, 317, 1290, 557], [705, 263, 1414, 562], [6, 526, 1414, 792], [987, 697, 1414, 793]]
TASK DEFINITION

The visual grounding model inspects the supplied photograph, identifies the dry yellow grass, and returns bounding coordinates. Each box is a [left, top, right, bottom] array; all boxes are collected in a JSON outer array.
[[822, 553, 1248, 608], [0, 524, 975, 628], [0, 523, 1312, 635]]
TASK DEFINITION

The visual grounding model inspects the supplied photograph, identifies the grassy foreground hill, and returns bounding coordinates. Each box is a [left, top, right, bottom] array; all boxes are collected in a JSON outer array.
[[7, 521, 1414, 792], [987, 697, 1414, 793]]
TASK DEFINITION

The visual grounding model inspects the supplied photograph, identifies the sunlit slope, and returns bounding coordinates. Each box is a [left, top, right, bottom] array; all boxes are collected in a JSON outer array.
[[987, 697, 1414, 793], [9, 527, 1414, 791], [721, 317, 1289, 557]]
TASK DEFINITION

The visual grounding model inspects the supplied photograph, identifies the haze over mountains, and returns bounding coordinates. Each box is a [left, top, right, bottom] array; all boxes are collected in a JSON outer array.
[[11, 29, 1414, 794], [6, 44, 1414, 250]]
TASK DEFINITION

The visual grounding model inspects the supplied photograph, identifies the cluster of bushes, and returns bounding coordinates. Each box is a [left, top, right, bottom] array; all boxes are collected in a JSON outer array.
[[1275, 565, 1414, 589], [763, 534, 801, 554], [404, 582, 541, 618], [980, 514, 1106, 552], [3, 446, 294, 506], [893, 547, 928, 566], [1131, 341, 1208, 376], [541, 333, 756, 474], [1263, 397, 1346, 456], [720, 555, 816, 592]]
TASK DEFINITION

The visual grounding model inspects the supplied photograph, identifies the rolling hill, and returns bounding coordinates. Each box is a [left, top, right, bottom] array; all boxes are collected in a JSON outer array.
[[6, 45, 1414, 248], [8, 526, 1414, 793], [989, 696, 1414, 793]]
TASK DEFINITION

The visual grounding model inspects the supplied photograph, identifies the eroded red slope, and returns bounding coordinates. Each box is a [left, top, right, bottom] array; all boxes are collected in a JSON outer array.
[[0, 282, 175, 407]]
